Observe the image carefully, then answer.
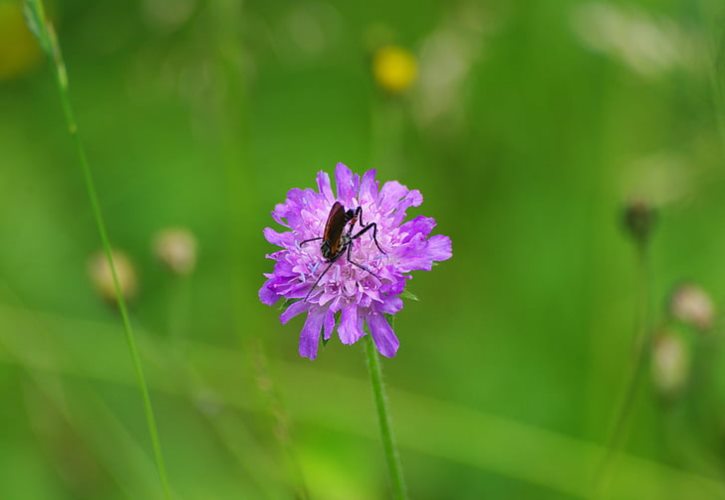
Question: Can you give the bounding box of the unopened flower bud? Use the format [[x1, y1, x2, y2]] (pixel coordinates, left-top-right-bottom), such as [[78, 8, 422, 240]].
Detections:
[[87, 250, 138, 303], [622, 199, 656, 246], [153, 228, 197, 276], [669, 283, 715, 332], [651, 331, 690, 398], [372, 45, 418, 95]]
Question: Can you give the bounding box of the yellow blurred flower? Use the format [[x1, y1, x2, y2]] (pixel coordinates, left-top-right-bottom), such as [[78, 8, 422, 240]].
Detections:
[[372, 45, 418, 94], [0, 2, 43, 80]]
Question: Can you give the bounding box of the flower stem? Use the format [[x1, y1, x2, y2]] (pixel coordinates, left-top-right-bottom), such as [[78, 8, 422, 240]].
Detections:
[[25, 2, 171, 498], [364, 335, 407, 500], [595, 243, 652, 494]]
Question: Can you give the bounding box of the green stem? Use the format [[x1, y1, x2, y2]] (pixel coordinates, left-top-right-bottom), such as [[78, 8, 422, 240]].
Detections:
[[364, 335, 407, 500], [26, 2, 171, 498], [595, 244, 652, 494]]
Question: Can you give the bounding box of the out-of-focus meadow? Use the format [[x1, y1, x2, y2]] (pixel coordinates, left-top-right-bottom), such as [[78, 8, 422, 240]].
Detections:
[[3, 0, 725, 498]]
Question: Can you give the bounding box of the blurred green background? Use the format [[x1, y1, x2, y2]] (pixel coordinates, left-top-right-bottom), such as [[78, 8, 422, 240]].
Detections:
[[3, 0, 725, 498]]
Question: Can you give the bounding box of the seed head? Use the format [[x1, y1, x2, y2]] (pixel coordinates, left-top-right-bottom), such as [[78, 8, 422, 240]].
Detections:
[[87, 250, 138, 303], [622, 198, 656, 246], [651, 330, 690, 398], [153, 227, 198, 276], [669, 283, 715, 332]]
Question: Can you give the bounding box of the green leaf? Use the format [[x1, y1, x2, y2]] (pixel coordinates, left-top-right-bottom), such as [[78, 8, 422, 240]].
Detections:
[[23, 0, 52, 56], [278, 298, 296, 311], [385, 314, 396, 330], [401, 289, 419, 302]]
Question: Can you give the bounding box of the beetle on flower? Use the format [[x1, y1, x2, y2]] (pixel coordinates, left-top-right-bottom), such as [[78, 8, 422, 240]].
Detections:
[[259, 163, 452, 359]]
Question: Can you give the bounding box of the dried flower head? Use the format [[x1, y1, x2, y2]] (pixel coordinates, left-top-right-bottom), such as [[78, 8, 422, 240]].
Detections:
[[651, 330, 690, 398], [622, 198, 656, 246], [259, 163, 452, 359], [669, 283, 715, 332], [372, 45, 418, 94], [153, 227, 198, 276], [87, 249, 138, 303]]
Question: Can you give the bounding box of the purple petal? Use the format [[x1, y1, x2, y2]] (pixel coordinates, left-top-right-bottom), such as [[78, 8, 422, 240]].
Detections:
[[427, 235, 453, 262], [316, 171, 335, 204], [338, 306, 364, 344], [377, 296, 403, 315], [399, 216, 436, 242], [359, 169, 378, 205], [323, 309, 336, 340], [280, 300, 309, 324], [392, 189, 423, 225], [367, 313, 400, 358], [335, 163, 359, 205], [377, 180, 408, 213], [259, 284, 279, 305], [299, 309, 325, 359], [272, 188, 304, 227], [396, 234, 453, 272], [263, 227, 294, 247]]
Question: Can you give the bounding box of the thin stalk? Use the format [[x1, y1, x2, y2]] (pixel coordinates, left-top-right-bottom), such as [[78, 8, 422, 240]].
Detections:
[[204, 2, 309, 498], [370, 96, 405, 174], [24, 2, 171, 498], [168, 277, 191, 342], [594, 243, 652, 495], [364, 335, 407, 500], [251, 340, 310, 500]]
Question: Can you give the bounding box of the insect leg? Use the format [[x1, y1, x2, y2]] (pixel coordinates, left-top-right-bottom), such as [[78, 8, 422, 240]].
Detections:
[[354, 206, 365, 227], [299, 237, 323, 247], [350, 222, 386, 254], [304, 261, 335, 302], [345, 242, 383, 280]]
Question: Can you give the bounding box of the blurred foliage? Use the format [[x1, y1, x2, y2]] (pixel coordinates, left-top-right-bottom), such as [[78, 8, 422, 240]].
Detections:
[[3, 0, 725, 498]]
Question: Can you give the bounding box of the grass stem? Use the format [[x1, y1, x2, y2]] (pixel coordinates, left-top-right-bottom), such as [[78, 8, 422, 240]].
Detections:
[[595, 243, 652, 495], [24, 1, 171, 498]]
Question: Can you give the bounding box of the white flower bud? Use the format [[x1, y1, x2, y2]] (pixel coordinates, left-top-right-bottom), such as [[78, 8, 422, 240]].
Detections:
[[670, 283, 715, 332], [87, 250, 138, 303], [651, 331, 689, 398], [153, 228, 198, 276]]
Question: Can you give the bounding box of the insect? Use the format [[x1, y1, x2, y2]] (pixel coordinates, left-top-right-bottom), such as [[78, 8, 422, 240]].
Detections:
[[300, 202, 386, 301]]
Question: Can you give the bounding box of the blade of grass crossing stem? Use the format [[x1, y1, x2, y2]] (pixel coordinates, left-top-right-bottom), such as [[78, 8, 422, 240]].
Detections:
[[23, 1, 171, 498]]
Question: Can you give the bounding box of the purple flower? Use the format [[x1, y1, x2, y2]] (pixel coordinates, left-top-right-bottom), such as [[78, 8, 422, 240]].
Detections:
[[259, 163, 452, 359]]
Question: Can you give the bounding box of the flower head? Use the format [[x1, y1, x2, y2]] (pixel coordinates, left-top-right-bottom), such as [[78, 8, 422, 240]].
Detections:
[[87, 249, 138, 303], [669, 283, 715, 332], [259, 163, 452, 359], [153, 227, 198, 276], [651, 330, 690, 398]]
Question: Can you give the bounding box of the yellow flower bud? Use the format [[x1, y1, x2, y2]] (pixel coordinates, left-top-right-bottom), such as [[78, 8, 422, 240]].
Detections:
[[372, 45, 418, 94]]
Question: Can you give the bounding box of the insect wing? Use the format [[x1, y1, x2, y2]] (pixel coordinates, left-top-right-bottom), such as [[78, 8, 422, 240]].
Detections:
[[323, 202, 347, 255]]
